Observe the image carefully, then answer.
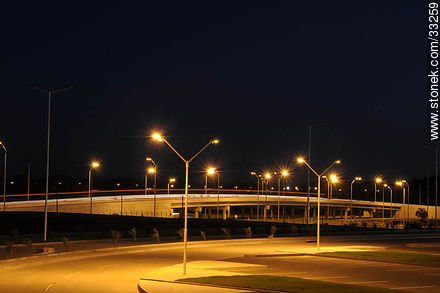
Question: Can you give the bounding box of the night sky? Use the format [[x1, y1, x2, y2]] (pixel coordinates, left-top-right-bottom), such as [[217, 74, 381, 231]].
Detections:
[[0, 1, 432, 189]]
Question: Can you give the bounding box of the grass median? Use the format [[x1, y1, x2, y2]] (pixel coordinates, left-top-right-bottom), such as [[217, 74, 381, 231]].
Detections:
[[178, 275, 410, 293], [320, 251, 440, 266]]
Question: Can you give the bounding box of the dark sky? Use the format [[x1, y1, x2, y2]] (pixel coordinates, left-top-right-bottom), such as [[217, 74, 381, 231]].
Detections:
[[0, 1, 433, 187]]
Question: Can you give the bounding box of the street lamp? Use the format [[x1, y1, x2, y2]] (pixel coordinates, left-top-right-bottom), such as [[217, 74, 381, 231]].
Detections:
[[30, 84, 73, 241], [297, 157, 340, 250], [152, 132, 219, 275], [263, 172, 271, 221], [323, 174, 338, 221], [384, 184, 393, 220], [350, 177, 362, 219], [250, 172, 262, 220], [205, 167, 216, 195], [89, 161, 100, 214], [374, 177, 382, 202], [146, 157, 158, 217], [277, 170, 289, 220], [206, 168, 221, 218], [0, 141, 6, 212], [402, 180, 410, 225], [148, 167, 157, 217], [395, 181, 405, 226], [168, 178, 176, 194]]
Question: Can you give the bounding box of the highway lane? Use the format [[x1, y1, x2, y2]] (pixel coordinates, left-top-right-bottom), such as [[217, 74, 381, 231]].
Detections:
[[0, 234, 439, 292]]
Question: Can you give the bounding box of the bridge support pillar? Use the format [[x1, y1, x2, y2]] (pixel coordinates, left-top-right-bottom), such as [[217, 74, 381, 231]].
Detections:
[[194, 207, 202, 219], [263, 205, 269, 221], [223, 206, 230, 220]]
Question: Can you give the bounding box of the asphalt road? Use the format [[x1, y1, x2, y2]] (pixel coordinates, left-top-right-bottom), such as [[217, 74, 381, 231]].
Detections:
[[1, 233, 440, 293]]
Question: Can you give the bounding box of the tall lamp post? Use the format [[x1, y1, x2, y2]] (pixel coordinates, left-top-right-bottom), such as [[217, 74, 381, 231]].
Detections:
[[148, 167, 157, 217], [263, 173, 271, 221], [329, 174, 338, 220], [146, 157, 157, 217], [88, 161, 100, 214], [350, 177, 362, 219], [395, 181, 405, 227], [152, 133, 219, 275], [384, 184, 393, 219], [205, 167, 216, 195], [297, 158, 340, 250], [250, 172, 261, 220], [277, 170, 289, 220], [168, 178, 176, 194], [216, 169, 220, 218], [323, 174, 338, 220], [374, 177, 382, 202], [402, 180, 410, 224], [0, 141, 6, 212], [30, 84, 73, 241]]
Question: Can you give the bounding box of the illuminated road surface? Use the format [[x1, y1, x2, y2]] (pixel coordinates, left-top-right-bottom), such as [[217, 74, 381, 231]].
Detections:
[[0, 235, 440, 292]]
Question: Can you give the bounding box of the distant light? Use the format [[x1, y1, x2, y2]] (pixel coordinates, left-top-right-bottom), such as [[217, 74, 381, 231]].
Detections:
[[116, 183, 120, 187], [146, 157, 152, 161], [9, 181, 14, 185], [297, 158, 304, 163], [152, 133, 163, 142], [78, 182, 82, 185], [207, 168, 216, 175], [135, 184, 139, 187], [91, 161, 100, 168], [314, 187, 318, 190], [355, 177, 362, 181], [282, 170, 288, 176], [212, 139, 219, 144], [250, 171, 256, 175], [58, 182, 62, 185], [234, 186, 238, 189], [286, 186, 290, 190], [265, 173, 271, 179], [148, 168, 156, 174], [376, 177, 382, 183], [335, 160, 341, 164], [295, 186, 299, 191], [169, 178, 176, 182]]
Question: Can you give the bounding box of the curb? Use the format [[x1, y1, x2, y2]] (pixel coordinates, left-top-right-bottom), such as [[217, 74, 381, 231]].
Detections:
[[308, 253, 440, 268], [139, 278, 287, 293]]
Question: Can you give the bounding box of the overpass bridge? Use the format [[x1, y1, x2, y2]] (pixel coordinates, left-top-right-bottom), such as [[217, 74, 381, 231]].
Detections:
[[3, 192, 437, 227]]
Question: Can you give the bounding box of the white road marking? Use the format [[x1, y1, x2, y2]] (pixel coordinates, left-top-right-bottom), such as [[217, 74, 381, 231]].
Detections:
[[386, 268, 425, 272], [42, 282, 55, 292], [391, 285, 437, 290], [347, 281, 389, 284], [62, 271, 81, 280], [304, 276, 347, 279]]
